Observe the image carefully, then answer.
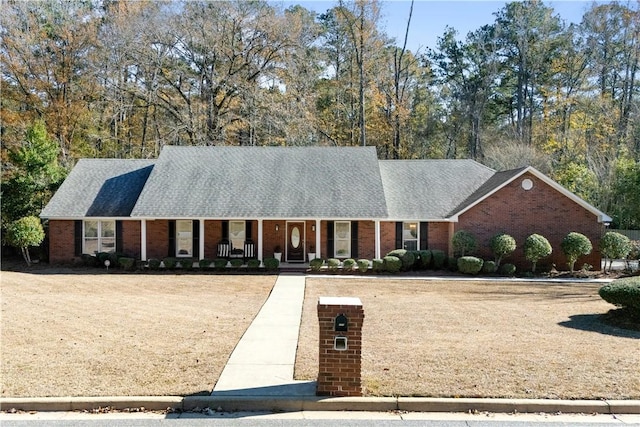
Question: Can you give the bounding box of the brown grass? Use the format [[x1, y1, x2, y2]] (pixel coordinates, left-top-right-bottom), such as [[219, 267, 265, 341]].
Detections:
[[294, 278, 640, 400], [1, 270, 275, 397]]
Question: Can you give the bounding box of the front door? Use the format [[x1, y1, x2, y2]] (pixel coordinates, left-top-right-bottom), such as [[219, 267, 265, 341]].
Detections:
[[287, 222, 305, 262]]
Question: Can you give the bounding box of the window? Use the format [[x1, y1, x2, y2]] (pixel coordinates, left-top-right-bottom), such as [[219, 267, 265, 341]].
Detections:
[[334, 221, 351, 258], [403, 222, 418, 251], [176, 220, 192, 257], [229, 221, 246, 250], [84, 220, 115, 254]]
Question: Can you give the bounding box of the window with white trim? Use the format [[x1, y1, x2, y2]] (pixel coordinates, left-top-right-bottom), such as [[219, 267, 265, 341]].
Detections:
[[229, 220, 246, 250], [176, 220, 193, 257], [334, 221, 351, 258], [84, 220, 115, 254], [403, 222, 418, 251]]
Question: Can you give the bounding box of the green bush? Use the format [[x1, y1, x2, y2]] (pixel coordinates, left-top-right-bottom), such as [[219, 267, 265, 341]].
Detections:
[[309, 258, 324, 271], [446, 256, 458, 272], [483, 260, 498, 274], [342, 258, 356, 271], [327, 258, 340, 271], [490, 233, 516, 267], [163, 257, 177, 269], [230, 259, 244, 268], [457, 256, 484, 274], [452, 230, 477, 256], [418, 250, 432, 269], [561, 232, 593, 272], [599, 277, 640, 313], [500, 263, 516, 276], [96, 252, 111, 266], [179, 258, 193, 269], [386, 249, 415, 271], [431, 250, 446, 269], [213, 258, 228, 270], [263, 257, 279, 271], [118, 257, 136, 270], [409, 250, 421, 269], [357, 259, 370, 273], [199, 258, 212, 269], [600, 231, 632, 272], [524, 234, 552, 273], [383, 256, 402, 273], [81, 254, 98, 267], [5, 216, 45, 265], [148, 259, 161, 270], [247, 259, 261, 270], [372, 258, 384, 272]]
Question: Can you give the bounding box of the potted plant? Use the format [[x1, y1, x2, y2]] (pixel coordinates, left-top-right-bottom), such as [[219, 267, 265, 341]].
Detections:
[[308, 244, 316, 262], [273, 245, 282, 262]]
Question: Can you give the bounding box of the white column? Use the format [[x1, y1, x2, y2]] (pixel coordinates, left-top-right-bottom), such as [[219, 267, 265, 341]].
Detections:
[[315, 219, 321, 259], [375, 220, 381, 259], [141, 219, 147, 261], [199, 218, 205, 260], [257, 219, 264, 261]]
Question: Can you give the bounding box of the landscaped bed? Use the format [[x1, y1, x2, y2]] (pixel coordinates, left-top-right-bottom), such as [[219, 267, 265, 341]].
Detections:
[[2, 270, 639, 400], [295, 278, 640, 400]]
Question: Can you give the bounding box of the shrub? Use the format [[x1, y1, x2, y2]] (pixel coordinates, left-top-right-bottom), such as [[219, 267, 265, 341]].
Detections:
[[386, 249, 415, 271], [490, 233, 516, 267], [452, 230, 477, 256], [108, 252, 120, 267], [500, 263, 516, 276], [342, 258, 356, 271], [372, 258, 384, 272], [600, 232, 632, 272], [96, 252, 111, 266], [213, 258, 228, 270], [309, 258, 324, 271], [230, 259, 244, 268], [357, 259, 370, 273], [179, 258, 193, 269], [431, 250, 446, 269], [483, 260, 498, 274], [383, 256, 402, 273], [409, 250, 421, 270], [561, 232, 593, 272], [263, 257, 279, 271], [148, 259, 161, 270], [418, 250, 432, 269], [81, 254, 98, 267], [199, 258, 212, 269], [524, 234, 552, 273], [118, 257, 136, 270], [446, 256, 458, 272], [247, 259, 261, 270], [163, 257, 177, 269], [599, 277, 640, 313], [457, 256, 484, 274], [327, 258, 340, 271]]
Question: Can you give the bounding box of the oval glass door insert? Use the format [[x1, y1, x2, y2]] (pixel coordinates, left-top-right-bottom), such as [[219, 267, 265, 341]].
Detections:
[[291, 226, 301, 248]]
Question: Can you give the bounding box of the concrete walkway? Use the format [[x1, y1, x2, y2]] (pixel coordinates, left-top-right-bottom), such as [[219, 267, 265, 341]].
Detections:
[[211, 273, 316, 397]]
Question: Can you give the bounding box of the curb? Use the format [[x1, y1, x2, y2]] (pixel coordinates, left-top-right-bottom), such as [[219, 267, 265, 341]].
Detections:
[[2, 396, 639, 415]]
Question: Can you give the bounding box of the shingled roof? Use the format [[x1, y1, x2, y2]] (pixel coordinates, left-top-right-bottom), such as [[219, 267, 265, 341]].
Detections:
[[130, 146, 388, 219], [40, 159, 155, 218], [379, 159, 495, 220]]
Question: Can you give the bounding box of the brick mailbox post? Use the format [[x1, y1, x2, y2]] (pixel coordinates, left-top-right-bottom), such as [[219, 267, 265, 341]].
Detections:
[[316, 296, 364, 397]]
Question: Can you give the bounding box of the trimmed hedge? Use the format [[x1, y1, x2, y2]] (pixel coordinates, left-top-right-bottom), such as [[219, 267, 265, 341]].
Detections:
[[230, 259, 244, 268], [263, 257, 279, 271], [431, 250, 446, 269], [327, 258, 340, 271], [482, 260, 498, 274], [213, 258, 228, 270], [452, 230, 477, 256], [163, 257, 177, 269], [342, 258, 356, 271], [118, 257, 136, 270], [199, 258, 212, 269], [599, 277, 640, 312], [309, 258, 324, 271], [247, 259, 261, 269], [357, 259, 370, 273], [457, 256, 483, 275], [386, 249, 415, 271], [418, 250, 432, 269], [446, 256, 458, 272], [383, 256, 402, 273], [372, 258, 384, 272], [148, 259, 161, 270], [500, 263, 516, 276], [179, 258, 193, 269]]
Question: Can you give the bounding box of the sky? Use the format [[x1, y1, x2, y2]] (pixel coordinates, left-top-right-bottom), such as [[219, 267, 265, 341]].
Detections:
[[276, 1, 613, 53]]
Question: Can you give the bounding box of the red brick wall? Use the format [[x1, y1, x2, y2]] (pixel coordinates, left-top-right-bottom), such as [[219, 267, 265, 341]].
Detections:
[[48, 220, 76, 264], [317, 299, 364, 397], [379, 222, 396, 256], [429, 222, 451, 254], [457, 172, 604, 271], [121, 221, 141, 259], [145, 220, 169, 260]]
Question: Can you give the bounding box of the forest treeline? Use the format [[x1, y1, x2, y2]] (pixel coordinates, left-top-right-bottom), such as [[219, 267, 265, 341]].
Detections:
[[1, 0, 639, 229]]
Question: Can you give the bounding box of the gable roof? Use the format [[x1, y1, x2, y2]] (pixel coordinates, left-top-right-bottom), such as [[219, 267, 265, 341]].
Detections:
[[130, 146, 388, 219], [379, 159, 495, 220], [40, 159, 155, 219]]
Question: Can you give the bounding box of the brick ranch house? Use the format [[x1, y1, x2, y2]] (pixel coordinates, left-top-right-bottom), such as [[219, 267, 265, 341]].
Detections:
[[41, 146, 611, 271]]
